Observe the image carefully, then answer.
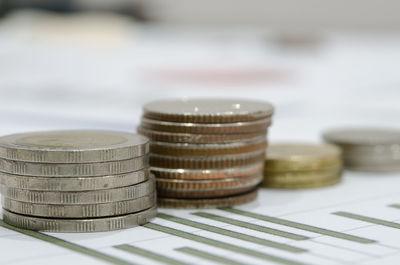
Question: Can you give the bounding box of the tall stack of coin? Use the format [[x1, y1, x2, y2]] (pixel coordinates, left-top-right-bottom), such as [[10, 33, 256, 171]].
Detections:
[[262, 143, 342, 189], [138, 99, 274, 208], [323, 128, 400, 172], [0, 130, 157, 232]]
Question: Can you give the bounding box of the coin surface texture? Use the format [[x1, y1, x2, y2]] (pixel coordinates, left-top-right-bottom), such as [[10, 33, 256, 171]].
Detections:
[[143, 99, 274, 123], [323, 128, 400, 145], [0, 130, 149, 163]]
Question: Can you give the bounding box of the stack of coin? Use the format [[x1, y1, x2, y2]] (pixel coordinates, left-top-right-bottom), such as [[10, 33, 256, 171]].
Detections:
[[138, 99, 274, 208], [262, 143, 342, 189], [0, 130, 157, 232], [323, 128, 400, 172]]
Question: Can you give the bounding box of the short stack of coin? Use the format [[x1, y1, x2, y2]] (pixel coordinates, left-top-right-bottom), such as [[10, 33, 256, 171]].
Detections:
[[262, 143, 342, 189], [138, 99, 274, 208], [323, 128, 400, 172], [0, 130, 157, 232]]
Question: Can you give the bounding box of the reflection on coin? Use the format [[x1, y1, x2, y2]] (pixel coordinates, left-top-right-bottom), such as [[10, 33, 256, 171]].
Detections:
[[157, 173, 262, 198], [0, 169, 149, 191], [143, 99, 274, 123], [1, 177, 155, 204], [141, 117, 271, 134], [157, 189, 258, 209], [0, 156, 148, 177], [323, 128, 400, 145], [2, 193, 156, 218], [150, 151, 265, 169], [265, 143, 342, 171], [149, 137, 267, 156], [0, 130, 149, 163], [2, 206, 157, 232], [151, 163, 264, 180], [138, 126, 267, 144]]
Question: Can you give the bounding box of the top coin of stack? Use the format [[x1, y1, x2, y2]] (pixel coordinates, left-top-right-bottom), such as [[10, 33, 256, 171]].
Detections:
[[0, 130, 157, 232], [323, 128, 400, 172], [138, 98, 274, 208], [262, 143, 342, 189]]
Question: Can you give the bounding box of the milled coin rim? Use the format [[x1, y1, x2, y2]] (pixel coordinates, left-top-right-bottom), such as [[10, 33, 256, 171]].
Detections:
[[2, 206, 157, 232], [0, 130, 149, 163]]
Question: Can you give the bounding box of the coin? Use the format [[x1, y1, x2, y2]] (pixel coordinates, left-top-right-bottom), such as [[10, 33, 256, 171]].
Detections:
[[150, 151, 265, 169], [2, 206, 157, 232], [264, 143, 342, 172], [151, 162, 264, 180], [149, 137, 267, 156], [156, 173, 262, 198], [138, 126, 267, 144], [262, 169, 342, 186], [157, 189, 258, 209], [323, 128, 400, 145], [141, 117, 272, 134], [0, 130, 149, 163], [2, 193, 156, 218], [0, 169, 149, 191], [0, 156, 148, 177], [143, 99, 274, 123], [262, 177, 341, 189], [1, 177, 155, 204]]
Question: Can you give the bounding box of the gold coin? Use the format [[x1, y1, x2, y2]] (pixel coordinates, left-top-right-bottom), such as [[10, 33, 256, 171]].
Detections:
[[156, 173, 262, 198], [150, 151, 265, 169], [141, 117, 272, 134], [150, 162, 264, 180], [262, 168, 342, 185], [138, 126, 267, 144], [262, 176, 341, 189], [264, 143, 342, 172], [149, 138, 267, 156], [157, 189, 258, 209]]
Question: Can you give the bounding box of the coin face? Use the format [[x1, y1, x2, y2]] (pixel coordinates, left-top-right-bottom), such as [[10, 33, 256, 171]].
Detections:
[[143, 99, 274, 123], [0, 130, 149, 163], [323, 128, 400, 145]]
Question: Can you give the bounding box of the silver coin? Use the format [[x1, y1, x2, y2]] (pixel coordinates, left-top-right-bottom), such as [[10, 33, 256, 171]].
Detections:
[[0, 177, 155, 204], [0, 130, 149, 163], [0, 156, 148, 177], [141, 117, 272, 134], [0, 169, 149, 191], [2, 206, 157, 232], [323, 128, 400, 145], [143, 98, 274, 123], [2, 193, 156, 218]]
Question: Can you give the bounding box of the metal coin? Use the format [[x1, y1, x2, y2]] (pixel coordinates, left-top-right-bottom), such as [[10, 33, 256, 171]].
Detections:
[[0, 156, 148, 177], [138, 126, 267, 144], [262, 176, 341, 189], [264, 143, 342, 172], [156, 173, 262, 198], [157, 189, 258, 209], [143, 98, 274, 123], [262, 168, 342, 186], [1, 177, 155, 204], [149, 137, 267, 156], [141, 117, 272, 134], [323, 128, 400, 145], [2, 206, 157, 232], [2, 193, 156, 218], [0, 130, 149, 163], [0, 169, 149, 191], [151, 162, 264, 180], [150, 151, 265, 169]]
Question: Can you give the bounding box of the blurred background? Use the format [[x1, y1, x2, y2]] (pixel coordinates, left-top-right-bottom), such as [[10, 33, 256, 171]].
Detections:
[[0, 0, 399, 141]]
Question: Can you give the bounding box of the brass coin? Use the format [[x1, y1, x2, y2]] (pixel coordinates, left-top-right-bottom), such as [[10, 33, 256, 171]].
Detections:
[[150, 151, 265, 169], [150, 162, 264, 180], [262, 168, 342, 186], [264, 143, 342, 172], [141, 117, 272, 134], [149, 138, 267, 156], [157, 189, 258, 209], [262, 176, 341, 189], [143, 99, 274, 123], [138, 126, 267, 144], [156, 173, 262, 198]]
